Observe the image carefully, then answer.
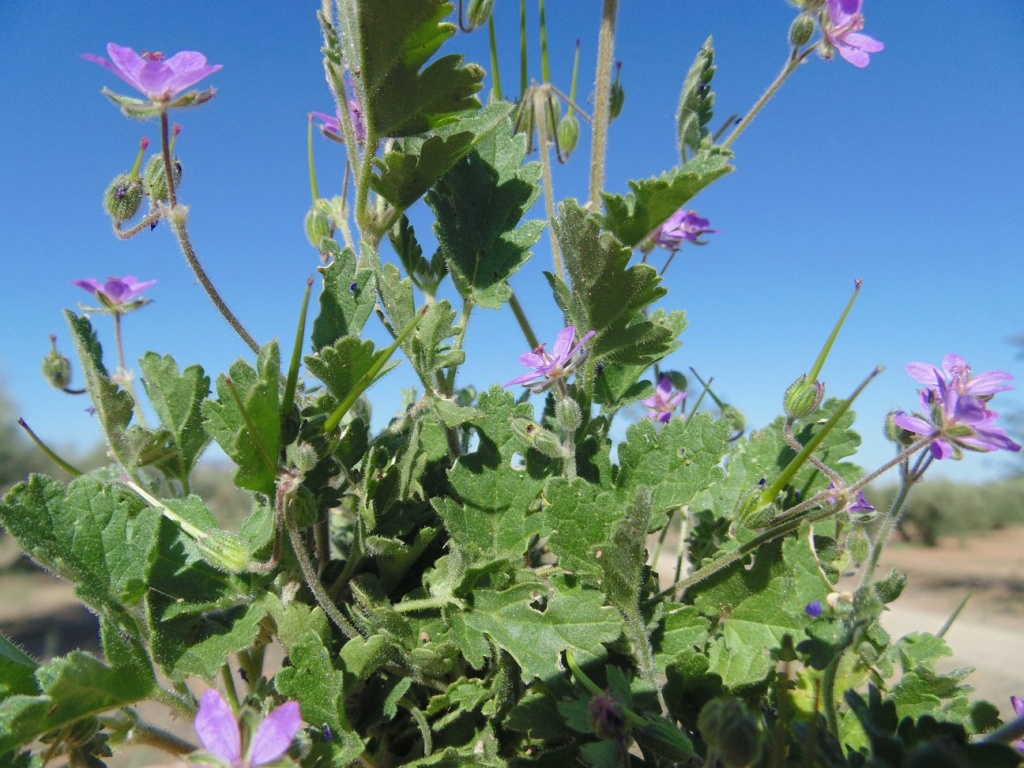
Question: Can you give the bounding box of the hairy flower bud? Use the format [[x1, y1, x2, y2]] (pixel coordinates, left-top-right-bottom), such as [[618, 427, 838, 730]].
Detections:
[[633, 717, 695, 762], [884, 410, 917, 446], [466, 0, 496, 30], [846, 527, 870, 563], [784, 375, 824, 419], [554, 397, 582, 433], [144, 154, 182, 202], [557, 111, 580, 160], [873, 567, 907, 604], [588, 689, 629, 741], [609, 63, 625, 121], [305, 207, 333, 250], [42, 335, 73, 389], [698, 699, 761, 768], [103, 173, 145, 223], [196, 531, 251, 574], [735, 480, 775, 528], [789, 13, 816, 46], [510, 417, 565, 459]]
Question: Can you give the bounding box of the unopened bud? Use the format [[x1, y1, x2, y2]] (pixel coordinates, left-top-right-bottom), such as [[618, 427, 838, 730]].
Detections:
[[305, 207, 333, 250], [884, 411, 916, 446], [104, 173, 145, 223], [466, 0, 496, 30], [588, 690, 629, 741], [509, 416, 565, 459], [735, 480, 774, 527], [196, 530, 251, 574], [846, 527, 870, 563], [609, 62, 625, 121], [789, 13, 816, 47], [633, 716, 695, 762], [783, 374, 824, 419], [698, 699, 761, 768], [42, 335, 73, 389], [556, 112, 579, 160], [144, 154, 182, 202], [289, 441, 320, 473], [873, 567, 907, 604], [554, 397, 581, 432]]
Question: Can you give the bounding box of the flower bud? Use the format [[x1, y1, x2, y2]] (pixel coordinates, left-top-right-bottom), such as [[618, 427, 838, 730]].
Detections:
[[789, 13, 816, 47], [588, 689, 629, 741], [509, 416, 566, 459], [466, 0, 496, 30], [633, 716, 695, 762], [554, 396, 582, 432], [196, 531, 251, 574], [289, 485, 321, 530], [556, 112, 580, 160], [42, 335, 73, 389], [735, 480, 775, 528], [846, 527, 870, 563], [609, 63, 625, 121], [783, 375, 824, 419], [103, 173, 145, 223], [289, 441, 320, 474], [698, 699, 761, 768], [884, 411, 917, 446], [144, 154, 182, 203], [305, 207, 333, 250], [873, 567, 907, 604]]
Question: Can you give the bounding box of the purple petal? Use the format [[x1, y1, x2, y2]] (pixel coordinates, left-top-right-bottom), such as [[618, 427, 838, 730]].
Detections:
[[905, 362, 943, 387], [965, 370, 1014, 395], [72, 278, 104, 294], [1012, 695, 1024, 716], [837, 44, 872, 68], [505, 371, 542, 387], [892, 411, 933, 436], [930, 439, 955, 460], [195, 689, 242, 763], [250, 701, 302, 765], [656, 376, 673, 398], [843, 32, 884, 54], [563, 330, 597, 362], [518, 350, 548, 369], [163, 51, 222, 95], [550, 326, 577, 363]]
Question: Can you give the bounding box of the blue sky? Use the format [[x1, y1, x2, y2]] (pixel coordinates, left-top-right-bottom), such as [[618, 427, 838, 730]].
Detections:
[[1, 3, 1022, 484]]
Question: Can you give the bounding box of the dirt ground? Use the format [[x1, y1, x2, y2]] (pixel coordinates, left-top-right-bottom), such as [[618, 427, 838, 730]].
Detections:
[[2, 527, 1023, 766]]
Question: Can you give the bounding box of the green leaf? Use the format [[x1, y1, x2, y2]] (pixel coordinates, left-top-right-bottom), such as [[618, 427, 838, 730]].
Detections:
[[0, 634, 38, 699], [615, 413, 731, 523], [64, 310, 135, 468], [432, 387, 548, 562], [427, 115, 543, 309], [311, 249, 376, 351], [202, 342, 281, 496], [345, 0, 484, 138], [305, 337, 400, 404], [655, 605, 711, 658], [139, 353, 211, 482], [593, 309, 688, 408], [551, 201, 670, 364], [375, 260, 417, 336], [599, 490, 652, 612], [0, 475, 161, 621], [542, 479, 622, 579], [390, 214, 446, 297], [373, 102, 514, 212], [599, 149, 733, 248], [409, 300, 464, 378], [449, 574, 621, 681], [0, 650, 157, 755], [275, 633, 365, 764], [677, 36, 717, 160]]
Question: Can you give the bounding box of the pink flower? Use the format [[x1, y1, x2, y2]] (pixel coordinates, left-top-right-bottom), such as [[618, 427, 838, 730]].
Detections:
[[905, 353, 1013, 401], [505, 326, 596, 393], [643, 376, 686, 424], [825, 0, 884, 68], [1011, 696, 1024, 753], [312, 101, 366, 144], [82, 43, 222, 102], [654, 209, 716, 251], [193, 689, 303, 768], [73, 276, 156, 307]]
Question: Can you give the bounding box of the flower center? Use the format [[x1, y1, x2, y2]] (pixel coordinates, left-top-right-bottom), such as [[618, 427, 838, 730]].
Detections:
[[142, 51, 165, 61]]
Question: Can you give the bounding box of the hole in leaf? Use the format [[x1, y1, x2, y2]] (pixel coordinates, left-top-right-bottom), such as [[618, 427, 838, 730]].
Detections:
[[528, 591, 549, 613], [510, 452, 526, 471]]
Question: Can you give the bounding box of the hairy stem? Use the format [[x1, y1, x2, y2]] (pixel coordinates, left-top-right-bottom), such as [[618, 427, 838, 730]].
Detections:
[[588, 0, 618, 208]]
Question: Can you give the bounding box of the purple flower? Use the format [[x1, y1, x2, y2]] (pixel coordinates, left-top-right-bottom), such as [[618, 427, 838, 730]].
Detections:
[[312, 101, 366, 144], [905, 354, 1013, 402], [505, 326, 596, 393], [194, 689, 302, 768], [73, 276, 156, 306], [894, 360, 1021, 460], [1011, 696, 1024, 753], [82, 44, 222, 102], [825, 0, 884, 68], [805, 600, 824, 619], [654, 209, 716, 250], [643, 376, 686, 424], [825, 483, 876, 517]]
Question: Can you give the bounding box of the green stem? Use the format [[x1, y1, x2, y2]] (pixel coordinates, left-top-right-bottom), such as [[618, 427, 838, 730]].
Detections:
[[858, 470, 916, 591], [539, 0, 551, 83], [393, 595, 465, 614], [722, 44, 817, 150], [168, 211, 260, 354], [221, 665, 241, 713], [308, 115, 320, 203], [283, 277, 315, 418], [519, 0, 528, 97], [100, 712, 197, 756], [534, 89, 564, 281], [159, 111, 178, 209], [445, 299, 474, 394], [507, 287, 540, 349], [488, 16, 503, 101], [17, 418, 83, 476], [588, 0, 618, 208], [114, 311, 148, 428], [806, 279, 863, 385]]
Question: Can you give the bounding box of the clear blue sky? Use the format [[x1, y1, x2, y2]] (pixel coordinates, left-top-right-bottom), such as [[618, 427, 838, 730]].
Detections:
[[1, 3, 1022, 483]]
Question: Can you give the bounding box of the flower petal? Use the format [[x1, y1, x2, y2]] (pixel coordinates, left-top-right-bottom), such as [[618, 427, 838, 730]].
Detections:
[[550, 326, 577, 363], [195, 689, 242, 763], [892, 411, 933, 436], [250, 701, 303, 766]]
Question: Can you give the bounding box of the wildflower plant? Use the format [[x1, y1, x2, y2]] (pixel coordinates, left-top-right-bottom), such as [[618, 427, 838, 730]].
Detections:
[[3, 2, 1024, 767]]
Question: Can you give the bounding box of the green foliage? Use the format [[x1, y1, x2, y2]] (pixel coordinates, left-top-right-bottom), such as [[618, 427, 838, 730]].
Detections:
[[600, 149, 733, 248], [139, 353, 211, 484], [340, 0, 484, 138], [677, 36, 717, 159], [311, 249, 377, 351], [427, 116, 544, 309]]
